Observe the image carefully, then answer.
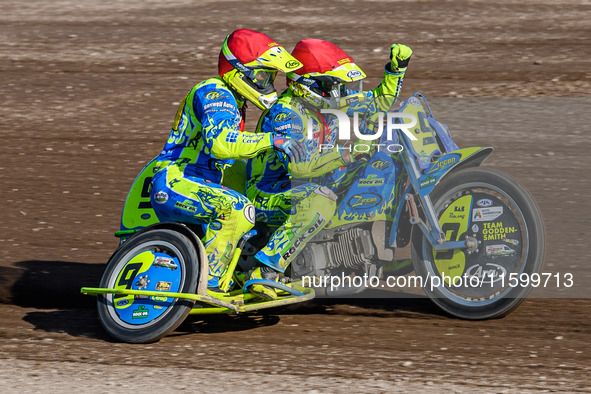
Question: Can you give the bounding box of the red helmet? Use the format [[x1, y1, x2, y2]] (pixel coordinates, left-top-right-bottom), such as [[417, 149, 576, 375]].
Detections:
[[287, 39, 366, 108], [217, 29, 302, 109]]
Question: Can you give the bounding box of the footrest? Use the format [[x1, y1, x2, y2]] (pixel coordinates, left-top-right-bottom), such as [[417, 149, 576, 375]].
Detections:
[[243, 279, 304, 297], [80, 287, 239, 312]]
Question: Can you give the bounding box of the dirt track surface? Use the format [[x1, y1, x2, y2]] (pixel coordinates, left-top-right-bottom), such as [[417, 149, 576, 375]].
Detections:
[[0, 0, 590, 391]]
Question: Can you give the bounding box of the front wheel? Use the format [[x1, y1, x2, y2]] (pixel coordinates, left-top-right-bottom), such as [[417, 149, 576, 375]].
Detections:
[[97, 228, 201, 343], [411, 168, 545, 319]]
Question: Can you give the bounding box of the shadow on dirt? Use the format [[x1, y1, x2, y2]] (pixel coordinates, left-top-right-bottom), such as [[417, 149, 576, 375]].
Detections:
[[176, 313, 282, 335], [23, 309, 112, 341], [1, 260, 443, 317], [6, 259, 447, 341], [274, 293, 447, 319], [0, 260, 104, 308]]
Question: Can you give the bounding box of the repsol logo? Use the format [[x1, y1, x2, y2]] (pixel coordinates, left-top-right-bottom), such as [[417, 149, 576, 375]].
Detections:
[[282, 215, 326, 260]]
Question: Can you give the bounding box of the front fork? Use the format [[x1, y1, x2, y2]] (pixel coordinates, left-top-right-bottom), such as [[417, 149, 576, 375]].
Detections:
[[404, 155, 471, 252], [405, 193, 468, 251]]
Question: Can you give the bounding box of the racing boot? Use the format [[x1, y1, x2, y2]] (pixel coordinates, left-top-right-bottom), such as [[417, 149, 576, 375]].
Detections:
[[246, 265, 280, 301], [208, 230, 258, 294], [207, 259, 229, 295]]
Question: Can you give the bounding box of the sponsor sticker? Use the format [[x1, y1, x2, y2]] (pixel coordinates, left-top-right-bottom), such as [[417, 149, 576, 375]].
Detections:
[[116, 299, 129, 307], [359, 174, 385, 187], [153, 256, 178, 271], [472, 206, 503, 222], [274, 112, 289, 122], [347, 194, 382, 209], [447, 205, 466, 220], [420, 175, 436, 189], [242, 135, 266, 144], [485, 244, 516, 257], [132, 305, 149, 319], [465, 262, 507, 284], [346, 70, 362, 79], [503, 237, 519, 246], [174, 201, 197, 213], [286, 60, 301, 69], [481, 221, 517, 241], [203, 101, 235, 111], [477, 198, 493, 207], [155, 281, 172, 291], [205, 91, 225, 101], [282, 214, 326, 260], [346, 96, 359, 105], [426, 154, 459, 174], [226, 131, 239, 143], [154, 191, 168, 204], [370, 159, 392, 171]]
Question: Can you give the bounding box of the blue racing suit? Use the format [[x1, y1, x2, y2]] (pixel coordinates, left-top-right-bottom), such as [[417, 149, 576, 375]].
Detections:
[[247, 64, 407, 271], [150, 77, 274, 285], [246, 91, 346, 271]]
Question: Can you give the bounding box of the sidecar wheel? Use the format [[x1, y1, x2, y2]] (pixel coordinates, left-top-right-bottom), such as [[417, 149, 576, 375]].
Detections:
[[97, 228, 201, 343], [411, 168, 545, 320]]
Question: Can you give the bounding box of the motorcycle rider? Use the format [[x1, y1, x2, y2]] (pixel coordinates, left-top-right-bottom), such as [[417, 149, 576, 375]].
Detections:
[[245, 38, 412, 300], [150, 29, 302, 290]]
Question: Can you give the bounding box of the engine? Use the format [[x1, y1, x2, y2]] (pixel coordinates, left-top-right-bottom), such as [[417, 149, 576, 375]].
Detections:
[[290, 227, 376, 279]]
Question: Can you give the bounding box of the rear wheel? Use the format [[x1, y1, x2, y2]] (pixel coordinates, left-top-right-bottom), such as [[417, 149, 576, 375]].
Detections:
[[97, 228, 200, 343], [411, 168, 545, 319]]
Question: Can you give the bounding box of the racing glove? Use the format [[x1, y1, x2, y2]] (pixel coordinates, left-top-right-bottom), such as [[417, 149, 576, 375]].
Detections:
[[390, 44, 413, 72], [350, 139, 375, 162], [272, 133, 304, 162]]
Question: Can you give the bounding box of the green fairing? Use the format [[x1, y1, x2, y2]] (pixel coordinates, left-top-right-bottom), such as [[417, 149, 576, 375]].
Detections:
[[119, 158, 160, 233]]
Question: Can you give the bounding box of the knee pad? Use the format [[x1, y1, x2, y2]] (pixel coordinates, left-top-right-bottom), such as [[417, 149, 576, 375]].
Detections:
[[243, 203, 255, 225], [313, 186, 337, 202]]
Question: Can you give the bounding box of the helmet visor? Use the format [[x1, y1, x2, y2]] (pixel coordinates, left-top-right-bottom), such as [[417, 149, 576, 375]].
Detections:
[[251, 69, 278, 89], [313, 76, 341, 97], [339, 80, 363, 97], [314, 76, 363, 100]]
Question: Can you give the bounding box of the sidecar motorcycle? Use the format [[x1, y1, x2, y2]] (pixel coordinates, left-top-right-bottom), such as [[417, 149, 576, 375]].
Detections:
[[82, 94, 544, 343]]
